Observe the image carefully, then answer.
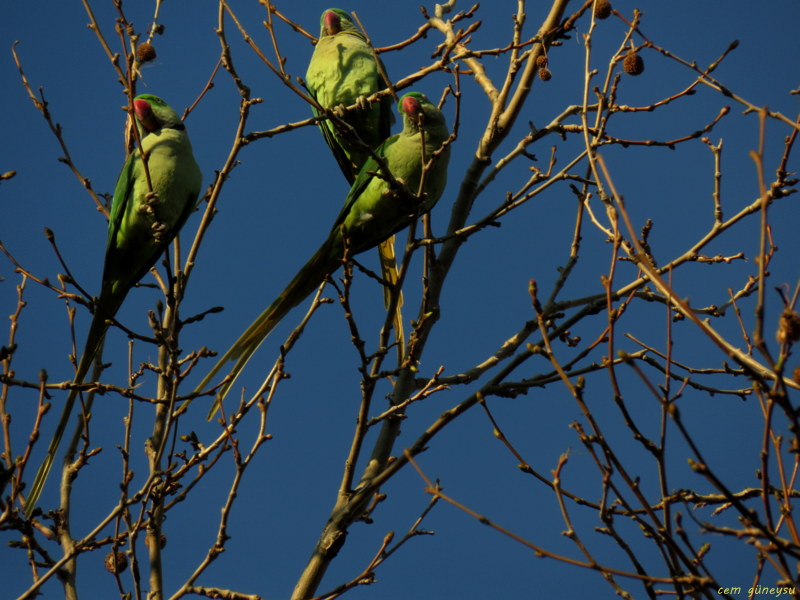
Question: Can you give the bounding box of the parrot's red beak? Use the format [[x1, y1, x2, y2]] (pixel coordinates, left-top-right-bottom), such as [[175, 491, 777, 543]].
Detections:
[[402, 95, 424, 125], [323, 10, 341, 35], [133, 98, 159, 132]]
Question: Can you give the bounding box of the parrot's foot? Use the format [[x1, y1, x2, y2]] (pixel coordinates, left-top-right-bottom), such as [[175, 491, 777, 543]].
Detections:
[[333, 104, 347, 119], [139, 191, 161, 214], [139, 191, 167, 241], [355, 95, 370, 112], [151, 221, 168, 243]]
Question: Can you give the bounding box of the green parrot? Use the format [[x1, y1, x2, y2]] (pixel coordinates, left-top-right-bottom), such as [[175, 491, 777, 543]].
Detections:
[[305, 8, 405, 352], [196, 92, 450, 416], [306, 7, 393, 183], [25, 94, 202, 516]]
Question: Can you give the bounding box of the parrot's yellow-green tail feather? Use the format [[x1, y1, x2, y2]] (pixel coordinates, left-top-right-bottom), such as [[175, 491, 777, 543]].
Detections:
[[25, 388, 79, 517], [200, 306, 286, 420], [25, 308, 111, 517], [198, 239, 340, 420], [378, 236, 405, 359]]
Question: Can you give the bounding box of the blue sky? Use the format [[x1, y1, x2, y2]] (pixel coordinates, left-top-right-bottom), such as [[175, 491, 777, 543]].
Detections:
[[2, 1, 799, 599]]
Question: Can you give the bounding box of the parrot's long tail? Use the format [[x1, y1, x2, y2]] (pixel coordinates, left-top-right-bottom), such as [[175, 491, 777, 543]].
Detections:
[[377, 236, 405, 360], [197, 238, 341, 420], [25, 306, 113, 517]]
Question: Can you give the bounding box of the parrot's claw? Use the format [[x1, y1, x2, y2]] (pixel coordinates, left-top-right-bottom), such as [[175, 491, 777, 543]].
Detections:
[[151, 221, 168, 243], [139, 191, 160, 215], [355, 95, 370, 112]]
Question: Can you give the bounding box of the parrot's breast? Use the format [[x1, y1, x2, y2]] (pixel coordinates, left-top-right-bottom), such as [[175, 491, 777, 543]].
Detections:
[[115, 129, 200, 255]]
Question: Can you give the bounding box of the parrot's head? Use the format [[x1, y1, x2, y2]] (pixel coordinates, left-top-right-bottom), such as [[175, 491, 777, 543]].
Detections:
[[133, 94, 184, 133], [319, 8, 355, 37], [398, 92, 445, 132]]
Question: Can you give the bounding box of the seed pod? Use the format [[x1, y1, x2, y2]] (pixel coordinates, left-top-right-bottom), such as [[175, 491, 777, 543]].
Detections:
[[538, 67, 552, 81], [137, 42, 157, 64], [145, 532, 168, 550], [105, 551, 128, 574], [594, 0, 612, 19], [623, 51, 644, 75], [777, 310, 800, 344], [536, 54, 549, 68]]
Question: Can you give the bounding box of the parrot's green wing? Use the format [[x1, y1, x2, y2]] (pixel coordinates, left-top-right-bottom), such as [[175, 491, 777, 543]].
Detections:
[[308, 101, 356, 186], [194, 92, 450, 419], [25, 94, 201, 517], [330, 136, 397, 230], [107, 149, 137, 248]]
